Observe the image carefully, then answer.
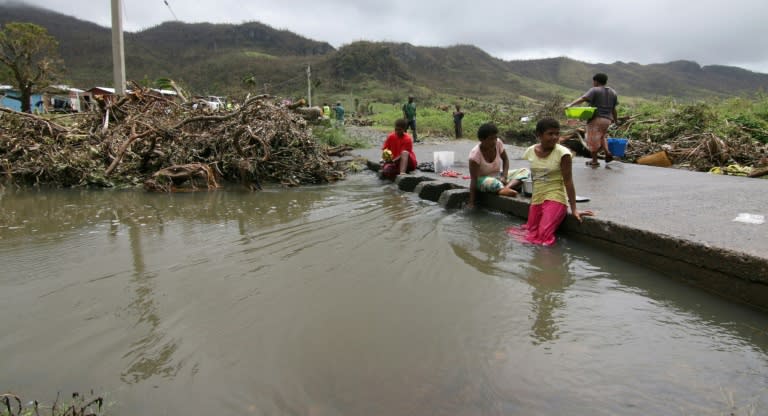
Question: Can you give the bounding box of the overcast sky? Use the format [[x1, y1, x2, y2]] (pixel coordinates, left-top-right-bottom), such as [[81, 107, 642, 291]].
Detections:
[[9, 0, 768, 74]]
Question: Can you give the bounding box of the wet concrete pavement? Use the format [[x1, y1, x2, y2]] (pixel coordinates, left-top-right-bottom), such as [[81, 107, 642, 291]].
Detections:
[[353, 139, 768, 310]]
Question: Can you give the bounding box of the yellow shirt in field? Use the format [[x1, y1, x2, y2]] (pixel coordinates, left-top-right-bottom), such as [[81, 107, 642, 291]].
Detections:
[[523, 144, 571, 206]]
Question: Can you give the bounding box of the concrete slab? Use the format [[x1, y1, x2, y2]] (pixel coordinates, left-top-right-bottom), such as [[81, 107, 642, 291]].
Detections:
[[394, 174, 433, 192], [414, 181, 461, 202], [354, 140, 768, 310], [438, 189, 469, 209]]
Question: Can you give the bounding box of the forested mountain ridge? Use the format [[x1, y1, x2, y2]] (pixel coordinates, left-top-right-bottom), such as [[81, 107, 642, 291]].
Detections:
[[505, 57, 768, 98], [0, 3, 334, 93], [2, 2, 768, 101]]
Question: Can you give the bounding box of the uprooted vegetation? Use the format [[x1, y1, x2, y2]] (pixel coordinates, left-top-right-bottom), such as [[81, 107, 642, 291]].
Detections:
[[0, 84, 347, 190], [616, 101, 768, 169], [559, 98, 768, 176]]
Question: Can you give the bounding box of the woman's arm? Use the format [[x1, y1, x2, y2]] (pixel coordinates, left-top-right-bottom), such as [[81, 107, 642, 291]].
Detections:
[[500, 148, 510, 183], [468, 160, 480, 208], [560, 154, 593, 222]]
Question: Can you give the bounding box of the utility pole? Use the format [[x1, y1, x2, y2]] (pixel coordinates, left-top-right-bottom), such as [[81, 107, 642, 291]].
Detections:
[[306, 64, 312, 107], [111, 0, 126, 95]]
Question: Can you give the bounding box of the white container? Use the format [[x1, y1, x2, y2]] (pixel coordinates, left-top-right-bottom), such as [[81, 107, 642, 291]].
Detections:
[[433, 151, 455, 173], [522, 179, 533, 197]]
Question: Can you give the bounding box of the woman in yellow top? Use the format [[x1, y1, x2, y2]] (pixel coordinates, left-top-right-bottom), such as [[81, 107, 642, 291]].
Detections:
[[519, 118, 593, 245]]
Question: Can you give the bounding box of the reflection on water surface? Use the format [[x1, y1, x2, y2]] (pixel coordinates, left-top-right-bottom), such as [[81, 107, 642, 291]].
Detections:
[[1, 176, 767, 415]]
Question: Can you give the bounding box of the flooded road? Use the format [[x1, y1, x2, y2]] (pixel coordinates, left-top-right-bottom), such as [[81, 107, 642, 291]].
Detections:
[[1, 173, 767, 415]]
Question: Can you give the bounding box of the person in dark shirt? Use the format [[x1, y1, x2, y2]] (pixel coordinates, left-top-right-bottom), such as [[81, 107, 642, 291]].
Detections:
[[453, 104, 465, 138], [566, 73, 619, 167], [402, 96, 418, 142], [334, 102, 345, 128]]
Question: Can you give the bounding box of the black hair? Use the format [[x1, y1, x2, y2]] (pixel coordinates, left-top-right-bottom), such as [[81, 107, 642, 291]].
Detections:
[[477, 122, 499, 140], [593, 73, 608, 85], [395, 118, 408, 129], [535, 118, 560, 134]]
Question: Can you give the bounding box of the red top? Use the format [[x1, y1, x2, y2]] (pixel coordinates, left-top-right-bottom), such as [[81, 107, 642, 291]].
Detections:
[[382, 132, 417, 167]]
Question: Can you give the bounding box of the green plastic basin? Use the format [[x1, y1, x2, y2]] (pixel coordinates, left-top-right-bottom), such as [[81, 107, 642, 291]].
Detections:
[[564, 107, 596, 120]]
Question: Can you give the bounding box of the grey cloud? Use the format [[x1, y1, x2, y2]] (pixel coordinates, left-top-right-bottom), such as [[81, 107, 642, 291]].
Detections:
[[10, 0, 768, 73]]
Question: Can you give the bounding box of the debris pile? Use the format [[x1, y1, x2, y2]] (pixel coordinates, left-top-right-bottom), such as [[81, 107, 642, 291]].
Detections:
[[0, 108, 102, 187], [627, 132, 766, 175], [559, 102, 768, 177], [0, 85, 346, 190], [347, 117, 375, 127]]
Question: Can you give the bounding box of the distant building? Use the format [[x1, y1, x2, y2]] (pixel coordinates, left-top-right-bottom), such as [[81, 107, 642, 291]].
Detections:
[[46, 85, 88, 112], [87, 86, 178, 108], [0, 85, 41, 112], [1, 84, 89, 113], [1, 85, 178, 113], [86, 87, 120, 106], [0, 85, 13, 108]]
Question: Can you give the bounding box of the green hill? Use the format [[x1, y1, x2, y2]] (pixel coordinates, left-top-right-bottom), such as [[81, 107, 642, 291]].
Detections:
[[2, 2, 768, 102], [0, 2, 333, 94]]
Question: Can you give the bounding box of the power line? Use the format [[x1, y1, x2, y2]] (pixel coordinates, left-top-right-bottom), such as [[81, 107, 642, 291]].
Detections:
[[162, 0, 178, 21], [265, 73, 305, 89]]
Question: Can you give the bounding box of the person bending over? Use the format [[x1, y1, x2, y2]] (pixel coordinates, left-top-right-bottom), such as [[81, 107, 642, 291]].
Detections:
[[566, 72, 618, 167]]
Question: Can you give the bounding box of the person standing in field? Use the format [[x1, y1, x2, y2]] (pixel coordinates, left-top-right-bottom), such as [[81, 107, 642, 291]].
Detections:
[[322, 102, 331, 120], [565, 73, 618, 167], [453, 104, 465, 138], [402, 96, 418, 142], [334, 102, 345, 128]]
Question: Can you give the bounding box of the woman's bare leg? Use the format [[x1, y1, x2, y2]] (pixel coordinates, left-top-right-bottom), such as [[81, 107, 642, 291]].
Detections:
[[398, 151, 410, 174]]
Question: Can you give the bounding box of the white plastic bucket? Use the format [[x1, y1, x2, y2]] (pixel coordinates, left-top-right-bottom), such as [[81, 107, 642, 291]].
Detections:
[[433, 151, 455, 173]]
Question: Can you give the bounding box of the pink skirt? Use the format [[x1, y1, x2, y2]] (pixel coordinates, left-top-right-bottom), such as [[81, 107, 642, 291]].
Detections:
[[507, 200, 567, 246]]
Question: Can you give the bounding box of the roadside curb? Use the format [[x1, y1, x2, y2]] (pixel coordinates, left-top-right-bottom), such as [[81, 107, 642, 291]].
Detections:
[[389, 170, 768, 311]]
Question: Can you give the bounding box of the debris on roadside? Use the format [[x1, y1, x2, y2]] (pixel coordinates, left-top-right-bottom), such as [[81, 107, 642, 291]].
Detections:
[[347, 117, 375, 127], [557, 103, 768, 177], [0, 83, 347, 190]]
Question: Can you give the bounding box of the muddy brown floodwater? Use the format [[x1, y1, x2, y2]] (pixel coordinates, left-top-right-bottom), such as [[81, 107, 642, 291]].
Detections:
[[1, 174, 768, 415]]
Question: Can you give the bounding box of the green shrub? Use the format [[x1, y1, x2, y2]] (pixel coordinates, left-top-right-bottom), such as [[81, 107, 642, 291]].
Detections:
[[312, 126, 366, 148], [615, 96, 768, 145]]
